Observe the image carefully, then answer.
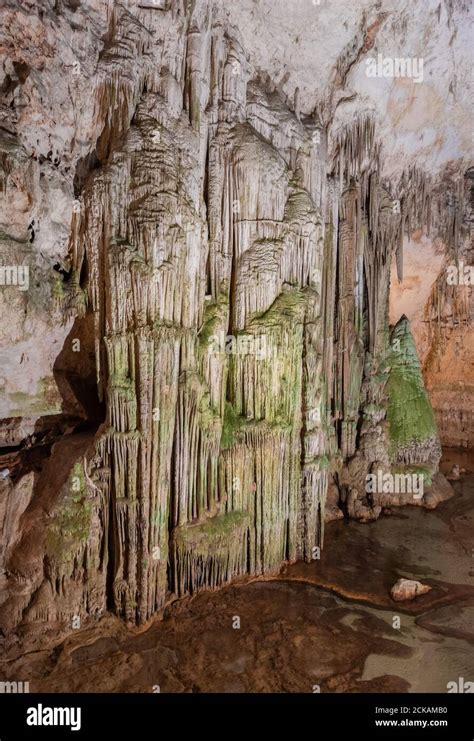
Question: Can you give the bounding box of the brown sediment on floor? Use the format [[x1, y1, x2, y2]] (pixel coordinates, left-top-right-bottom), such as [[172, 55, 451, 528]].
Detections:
[[415, 599, 474, 645], [0, 470, 472, 693], [0, 581, 413, 693]]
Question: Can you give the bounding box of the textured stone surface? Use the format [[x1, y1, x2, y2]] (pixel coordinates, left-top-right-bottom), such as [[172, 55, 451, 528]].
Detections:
[[1, 472, 473, 693], [390, 578, 432, 602], [0, 0, 471, 632]]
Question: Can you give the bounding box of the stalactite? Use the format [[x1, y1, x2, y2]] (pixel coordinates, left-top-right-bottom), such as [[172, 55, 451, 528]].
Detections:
[[1, 2, 456, 633]]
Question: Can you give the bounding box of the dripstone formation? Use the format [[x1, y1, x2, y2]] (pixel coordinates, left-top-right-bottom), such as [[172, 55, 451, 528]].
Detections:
[[0, 0, 469, 632]]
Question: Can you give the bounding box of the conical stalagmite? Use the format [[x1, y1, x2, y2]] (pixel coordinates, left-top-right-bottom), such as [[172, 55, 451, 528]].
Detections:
[[1, 0, 466, 635]]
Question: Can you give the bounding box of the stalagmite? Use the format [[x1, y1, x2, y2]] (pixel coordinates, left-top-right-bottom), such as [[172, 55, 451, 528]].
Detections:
[[0, 0, 468, 634]]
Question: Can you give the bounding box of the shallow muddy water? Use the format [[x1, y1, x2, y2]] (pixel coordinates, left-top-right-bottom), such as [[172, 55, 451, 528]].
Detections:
[[1, 454, 473, 693]]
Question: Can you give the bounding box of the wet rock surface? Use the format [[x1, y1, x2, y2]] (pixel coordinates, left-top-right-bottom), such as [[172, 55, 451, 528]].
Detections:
[[1, 463, 472, 693]]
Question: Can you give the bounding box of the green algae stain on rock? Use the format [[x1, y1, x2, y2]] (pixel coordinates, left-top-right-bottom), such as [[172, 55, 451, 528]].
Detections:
[[220, 402, 247, 449], [198, 294, 229, 350], [386, 316, 440, 467], [248, 287, 306, 329], [171, 511, 251, 595], [46, 462, 93, 566], [173, 511, 250, 554], [9, 377, 62, 417]]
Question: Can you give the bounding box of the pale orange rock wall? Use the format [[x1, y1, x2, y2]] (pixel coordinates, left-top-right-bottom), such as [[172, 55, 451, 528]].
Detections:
[[390, 233, 473, 449]]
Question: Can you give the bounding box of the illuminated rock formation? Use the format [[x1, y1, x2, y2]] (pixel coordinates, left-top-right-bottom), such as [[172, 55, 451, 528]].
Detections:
[[0, 0, 470, 632]]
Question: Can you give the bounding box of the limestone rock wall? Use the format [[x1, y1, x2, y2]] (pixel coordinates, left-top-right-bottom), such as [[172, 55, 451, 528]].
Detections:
[[390, 170, 473, 449], [0, 0, 470, 632]]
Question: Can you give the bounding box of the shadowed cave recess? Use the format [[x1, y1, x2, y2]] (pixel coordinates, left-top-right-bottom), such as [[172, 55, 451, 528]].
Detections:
[[0, 0, 472, 693]]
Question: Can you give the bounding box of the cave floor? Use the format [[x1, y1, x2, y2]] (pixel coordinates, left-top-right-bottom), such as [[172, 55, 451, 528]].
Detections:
[[1, 451, 473, 693]]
